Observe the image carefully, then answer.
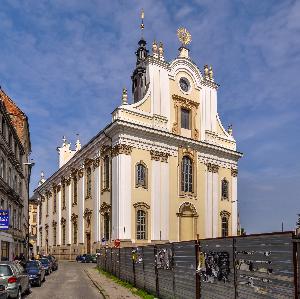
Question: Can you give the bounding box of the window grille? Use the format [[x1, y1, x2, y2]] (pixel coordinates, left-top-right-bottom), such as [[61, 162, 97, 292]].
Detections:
[[181, 156, 193, 192], [86, 167, 92, 197], [73, 223, 77, 244], [62, 225, 66, 245], [53, 227, 56, 246], [136, 210, 147, 240], [222, 179, 229, 199], [103, 156, 110, 189], [222, 217, 229, 237], [104, 212, 110, 241], [73, 178, 77, 204], [62, 184, 66, 208], [53, 190, 57, 213], [136, 163, 146, 187]]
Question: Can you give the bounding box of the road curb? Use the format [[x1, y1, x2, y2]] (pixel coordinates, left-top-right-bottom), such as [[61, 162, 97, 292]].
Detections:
[[84, 269, 109, 299]]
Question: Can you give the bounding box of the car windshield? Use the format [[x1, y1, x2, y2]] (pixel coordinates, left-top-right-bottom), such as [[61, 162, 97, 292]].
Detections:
[[26, 261, 39, 269], [40, 259, 49, 265], [0, 265, 12, 276]]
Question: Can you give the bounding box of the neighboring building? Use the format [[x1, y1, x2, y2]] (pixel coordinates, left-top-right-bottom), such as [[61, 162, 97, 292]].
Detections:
[[0, 88, 31, 260], [34, 28, 242, 260], [29, 198, 38, 257]]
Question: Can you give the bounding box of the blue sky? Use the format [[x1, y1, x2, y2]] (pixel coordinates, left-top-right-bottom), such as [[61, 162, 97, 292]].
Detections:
[[0, 0, 299, 234]]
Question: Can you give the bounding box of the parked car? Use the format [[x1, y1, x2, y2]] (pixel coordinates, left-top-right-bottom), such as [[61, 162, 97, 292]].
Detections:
[[82, 254, 92, 263], [0, 261, 30, 299], [0, 284, 8, 299], [25, 260, 45, 287], [47, 255, 58, 271], [39, 258, 52, 275], [91, 254, 97, 263]]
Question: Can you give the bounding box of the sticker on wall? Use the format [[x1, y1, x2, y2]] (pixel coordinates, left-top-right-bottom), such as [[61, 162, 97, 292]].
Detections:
[[132, 247, 143, 264]]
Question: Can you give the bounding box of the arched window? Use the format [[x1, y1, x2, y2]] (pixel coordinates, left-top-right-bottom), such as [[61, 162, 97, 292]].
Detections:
[[136, 209, 147, 240], [181, 156, 193, 192], [103, 212, 110, 241], [73, 177, 77, 205], [62, 225, 66, 245], [73, 222, 77, 244], [0, 158, 5, 178], [222, 179, 229, 200], [103, 156, 110, 190], [220, 211, 230, 237], [53, 226, 57, 246], [86, 167, 92, 198], [136, 163, 147, 188]]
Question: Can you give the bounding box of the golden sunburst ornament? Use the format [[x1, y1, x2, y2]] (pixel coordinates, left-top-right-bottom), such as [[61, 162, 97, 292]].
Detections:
[[177, 27, 192, 46]]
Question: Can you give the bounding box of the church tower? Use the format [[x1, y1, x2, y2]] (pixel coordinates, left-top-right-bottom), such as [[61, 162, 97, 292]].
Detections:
[[131, 9, 149, 103]]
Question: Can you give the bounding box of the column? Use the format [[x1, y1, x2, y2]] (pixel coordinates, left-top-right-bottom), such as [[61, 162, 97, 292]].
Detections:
[[160, 160, 169, 240], [231, 169, 238, 236], [93, 159, 101, 243], [151, 159, 161, 240], [57, 186, 62, 245], [112, 145, 132, 240], [67, 179, 72, 244], [205, 164, 213, 238], [78, 170, 85, 244], [212, 165, 219, 238]]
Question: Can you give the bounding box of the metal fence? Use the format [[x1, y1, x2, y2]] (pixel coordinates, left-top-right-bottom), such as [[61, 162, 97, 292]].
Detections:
[[97, 232, 299, 299]]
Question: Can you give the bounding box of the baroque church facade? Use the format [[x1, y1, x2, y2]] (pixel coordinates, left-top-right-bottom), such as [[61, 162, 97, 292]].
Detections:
[[34, 28, 242, 259]]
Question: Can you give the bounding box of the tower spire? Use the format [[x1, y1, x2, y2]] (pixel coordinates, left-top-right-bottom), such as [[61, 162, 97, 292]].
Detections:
[[140, 9, 145, 38]]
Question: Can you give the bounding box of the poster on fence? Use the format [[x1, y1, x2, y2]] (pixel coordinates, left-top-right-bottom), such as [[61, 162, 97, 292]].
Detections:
[[156, 248, 173, 270], [198, 251, 230, 283], [132, 247, 143, 264]]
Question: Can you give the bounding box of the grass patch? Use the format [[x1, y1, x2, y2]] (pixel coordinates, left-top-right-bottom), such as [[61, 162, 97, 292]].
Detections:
[[95, 266, 156, 299]]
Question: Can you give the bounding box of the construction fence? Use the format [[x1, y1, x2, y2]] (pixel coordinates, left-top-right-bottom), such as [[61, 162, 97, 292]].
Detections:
[[97, 231, 299, 299]]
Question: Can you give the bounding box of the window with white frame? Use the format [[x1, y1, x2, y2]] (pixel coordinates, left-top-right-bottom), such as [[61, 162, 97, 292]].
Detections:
[[181, 156, 193, 193], [136, 209, 147, 240], [136, 163, 147, 188]]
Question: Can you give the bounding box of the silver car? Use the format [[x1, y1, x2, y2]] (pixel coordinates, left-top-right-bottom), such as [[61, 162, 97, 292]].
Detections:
[[0, 262, 30, 299]]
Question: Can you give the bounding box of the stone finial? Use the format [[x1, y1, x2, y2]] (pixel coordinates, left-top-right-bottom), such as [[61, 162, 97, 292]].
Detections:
[[158, 42, 164, 61], [152, 40, 158, 59], [204, 65, 209, 79], [227, 124, 233, 136], [122, 88, 128, 105], [75, 134, 81, 151], [38, 170, 46, 186], [62, 136, 67, 146], [208, 66, 214, 81]]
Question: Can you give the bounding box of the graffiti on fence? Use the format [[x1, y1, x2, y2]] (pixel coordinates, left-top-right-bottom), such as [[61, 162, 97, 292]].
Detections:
[[156, 248, 173, 270], [236, 259, 273, 274], [238, 274, 271, 294], [198, 251, 230, 283], [132, 247, 143, 264]]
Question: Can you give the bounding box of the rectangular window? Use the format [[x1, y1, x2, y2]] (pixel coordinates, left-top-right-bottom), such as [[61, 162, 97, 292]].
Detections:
[[136, 210, 147, 240], [33, 213, 37, 223], [1, 241, 9, 261], [53, 190, 56, 213], [73, 178, 77, 205], [53, 227, 56, 246], [62, 226, 66, 245], [181, 108, 190, 129], [73, 223, 77, 244]]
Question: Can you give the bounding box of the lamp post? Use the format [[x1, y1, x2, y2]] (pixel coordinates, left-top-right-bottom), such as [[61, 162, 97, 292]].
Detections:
[[23, 160, 35, 260]]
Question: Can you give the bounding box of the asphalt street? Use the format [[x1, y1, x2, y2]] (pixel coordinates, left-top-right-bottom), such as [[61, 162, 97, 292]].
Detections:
[[25, 261, 103, 299]]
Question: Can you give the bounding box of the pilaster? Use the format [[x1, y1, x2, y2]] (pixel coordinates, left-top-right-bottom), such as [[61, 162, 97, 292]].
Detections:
[[78, 171, 85, 244], [93, 158, 101, 243], [231, 169, 238, 236], [57, 186, 62, 245]]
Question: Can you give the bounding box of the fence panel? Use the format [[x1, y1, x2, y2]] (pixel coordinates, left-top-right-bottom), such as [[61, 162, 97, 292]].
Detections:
[[124, 247, 134, 284], [119, 248, 126, 281], [115, 248, 120, 278], [111, 248, 116, 276], [199, 237, 235, 299], [143, 245, 157, 295], [133, 247, 145, 289], [236, 232, 295, 299], [156, 243, 174, 299], [173, 241, 197, 299]]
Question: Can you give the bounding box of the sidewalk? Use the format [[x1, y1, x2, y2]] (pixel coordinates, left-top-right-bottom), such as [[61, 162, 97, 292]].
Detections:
[[85, 267, 141, 299]]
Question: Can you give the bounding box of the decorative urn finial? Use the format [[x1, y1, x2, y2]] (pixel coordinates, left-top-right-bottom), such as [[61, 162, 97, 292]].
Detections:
[[122, 88, 128, 105], [227, 124, 233, 136], [208, 66, 214, 81], [158, 42, 164, 61]]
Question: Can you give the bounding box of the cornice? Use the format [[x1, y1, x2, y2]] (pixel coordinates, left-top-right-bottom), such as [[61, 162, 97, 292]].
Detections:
[[201, 79, 219, 90]]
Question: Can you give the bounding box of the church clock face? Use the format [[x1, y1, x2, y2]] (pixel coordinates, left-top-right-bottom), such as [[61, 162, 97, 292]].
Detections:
[[179, 77, 190, 92]]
